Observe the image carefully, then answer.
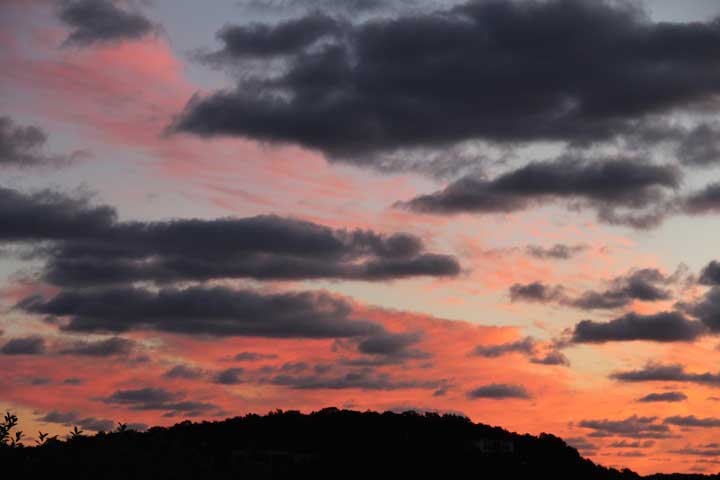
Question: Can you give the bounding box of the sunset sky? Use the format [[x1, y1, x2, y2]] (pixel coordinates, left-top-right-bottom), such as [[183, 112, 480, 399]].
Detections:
[[3, 0, 720, 474]]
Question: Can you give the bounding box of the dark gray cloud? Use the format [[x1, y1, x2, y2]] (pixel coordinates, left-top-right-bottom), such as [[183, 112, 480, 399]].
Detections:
[[0, 336, 46, 355], [578, 415, 673, 439], [19, 286, 387, 339], [164, 365, 205, 380], [278, 361, 308, 373], [509, 282, 566, 303], [684, 183, 720, 214], [45, 221, 460, 286], [58, 336, 135, 357], [471, 337, 535, 358], [471, 336, 568, 366], [511, 268, 678, 311], [356, 330, 427, 360], [664, 416, 720, 428], [525, 244, 587, 260], [233, 351, 278, 361], [237, 0, 420, 17], [670, 446, 720, 457], [214, 367, 245, 385], [39, 410, 114, 432], [102, 387, 218, 416], [0, 116, 81, 168], [637, 391, 687, 403], [30, 377, 52, 385], [530, 350, 570, 366], [59, 0, 156, 46], [172, 0, 720, 165], [401, 157, 680, 228], [269, 369, 443, 390], [205, 14, 343, 61], [611, 363, 720, 386], [609, 440, 655, 448], [0, 187, 458, 285], [0, 187, 116, 243], [564, 436, 597, 453], [571, 268, 674, 310], [572, 311, 706, 343], [466, 383, 530, 399], [676, 123, 720, 166], [699, 261, 720, 286], [686, 287, 720, 331], [104, 387, 180, 405]]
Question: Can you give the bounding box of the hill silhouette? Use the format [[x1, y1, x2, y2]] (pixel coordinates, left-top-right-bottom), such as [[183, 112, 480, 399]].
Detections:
[[1, 408, 717, 479]]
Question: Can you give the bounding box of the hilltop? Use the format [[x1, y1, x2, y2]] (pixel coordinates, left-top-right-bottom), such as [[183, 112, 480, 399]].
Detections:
[[1, 408, 717, 479]]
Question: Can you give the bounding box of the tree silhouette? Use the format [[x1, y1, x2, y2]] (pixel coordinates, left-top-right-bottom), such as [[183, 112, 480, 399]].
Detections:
[[0, 409, 717, 479]]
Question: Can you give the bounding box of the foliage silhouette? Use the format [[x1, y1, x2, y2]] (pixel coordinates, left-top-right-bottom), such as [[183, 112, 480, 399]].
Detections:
[[69, 426, 84, 439], [0, 408, 718, 479], [0, 412, 23, 448]]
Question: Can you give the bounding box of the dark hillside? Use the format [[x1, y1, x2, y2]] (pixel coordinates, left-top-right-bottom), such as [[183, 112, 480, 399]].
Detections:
[[2, 408, 717, 479]]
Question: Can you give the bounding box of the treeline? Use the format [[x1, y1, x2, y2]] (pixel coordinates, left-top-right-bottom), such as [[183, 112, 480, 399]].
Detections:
[[1, 408, 717, 479]]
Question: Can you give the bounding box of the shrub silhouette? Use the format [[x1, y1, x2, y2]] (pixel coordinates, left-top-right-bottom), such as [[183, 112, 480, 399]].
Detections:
[[0, 412, 23, 448], [0, 408, 717, 479], [69, 426, 84, 440]]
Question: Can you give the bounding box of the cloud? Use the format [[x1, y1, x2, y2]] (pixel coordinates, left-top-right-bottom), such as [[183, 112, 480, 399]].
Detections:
[[664, 416, 720, 428], [269, 368, 443, 390], [356, 330, 427, 359], [104, 387, 180, 406], [38, 410, 114, 432], [19, 286, 388, 340], [571, 311, 706, 343], [466, 383, 530, 399], [171, 0, 720, 166], [233, 351, 278, 362], [214, 368, 245, 385], [511, 268, 679, 310], [571, 268, 674, 310], [636, 392, 687, 403], [30, 377, 52, 385], [0, 336, 46, 355], [699, 261, 720, 286], [471, 336, 568, 366], [669, 445, 720, 457], [0, 187, 458, 285], [204, 14, 343, 61], [530, 351, 570, 366], [471, 337, 536, 358], [564, 436, 597, 453], [58, 337, 135, 356], [164, 365, 205, 380], [58, 0, 156, 47], [610, 363, 720, 386], [685, 287, 720, 331], [102, 387, 217, 416], [400, 157, 679, 229], [278, 362, 309, 373], [509, 283, 566, 303], [0, 187, 116, 242], [236, 0, 417, 17], [0, 116, 83, 169], [676, 123, 720, 166], [525, 244, 587, 260], [683, 183, 720, 214], [609, 440, 655, 449], [578, 415, 673, 439]]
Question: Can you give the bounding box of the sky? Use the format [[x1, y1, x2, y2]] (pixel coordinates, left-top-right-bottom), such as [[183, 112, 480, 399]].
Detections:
[[2, 0, 720, 474]]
